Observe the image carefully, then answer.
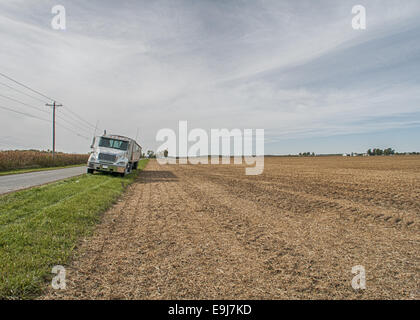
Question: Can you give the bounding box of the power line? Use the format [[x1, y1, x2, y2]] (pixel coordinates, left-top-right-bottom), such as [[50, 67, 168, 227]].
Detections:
[[60, 107, 100, 132], [61, 106, 98, 130], [0, 71, 97, 145], [0, 92, 50, 114], [0, 138, 35, 150], [0, 91, 93, 135], [0, 104, 50, 123], [0, 104, 89, 140], [0, 81, 48, 104], [93, 120, 99, 136], [55, 114, 94, 135], [0, 72, 99, 132], [55, 120, 90, 140], [0, 72, 57, 103]]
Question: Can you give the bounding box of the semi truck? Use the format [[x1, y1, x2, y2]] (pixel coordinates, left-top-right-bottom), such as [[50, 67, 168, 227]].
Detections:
[[87, 133, 142, 177]]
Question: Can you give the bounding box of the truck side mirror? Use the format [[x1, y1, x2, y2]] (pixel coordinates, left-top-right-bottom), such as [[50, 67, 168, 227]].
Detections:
[[90, 137, 96, 149]]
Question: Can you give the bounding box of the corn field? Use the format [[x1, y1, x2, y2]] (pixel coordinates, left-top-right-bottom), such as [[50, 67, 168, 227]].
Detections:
[[0, 150, 89, 172]]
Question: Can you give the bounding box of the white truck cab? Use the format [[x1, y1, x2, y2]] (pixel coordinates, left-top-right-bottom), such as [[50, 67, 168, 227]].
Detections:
[[87, 134, 142, 177]]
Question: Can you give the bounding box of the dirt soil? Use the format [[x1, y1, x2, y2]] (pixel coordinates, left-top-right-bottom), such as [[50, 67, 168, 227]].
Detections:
[[42, 157, 420, 299]]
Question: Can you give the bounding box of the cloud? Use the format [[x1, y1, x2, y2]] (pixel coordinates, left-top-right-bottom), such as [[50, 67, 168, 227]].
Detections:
[[0, 0, 419, 153]]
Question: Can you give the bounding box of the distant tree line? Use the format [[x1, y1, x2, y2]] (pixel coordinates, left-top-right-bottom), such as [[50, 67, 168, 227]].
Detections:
[[299, 152, 315, 157], [367, 148, 395, 156]]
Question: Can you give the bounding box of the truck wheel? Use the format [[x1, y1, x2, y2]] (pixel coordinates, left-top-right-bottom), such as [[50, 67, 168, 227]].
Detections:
[[128, 163, 133, 173], [120, 164, 129, 177], [87, 168, 94, 174]]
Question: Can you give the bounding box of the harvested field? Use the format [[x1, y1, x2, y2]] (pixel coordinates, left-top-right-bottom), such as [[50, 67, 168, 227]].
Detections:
[[43, 156, 420, 299]]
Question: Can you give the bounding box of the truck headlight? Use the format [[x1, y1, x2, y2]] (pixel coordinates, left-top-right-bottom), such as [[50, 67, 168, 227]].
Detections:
[[116, 157, 128, 166]]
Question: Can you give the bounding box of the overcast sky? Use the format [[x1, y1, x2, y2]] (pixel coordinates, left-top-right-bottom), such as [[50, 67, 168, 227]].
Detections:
[[0, 0, 419, 154]]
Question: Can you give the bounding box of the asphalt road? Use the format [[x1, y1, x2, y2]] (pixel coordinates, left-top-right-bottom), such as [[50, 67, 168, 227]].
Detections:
[[0, 166, 86, 195]]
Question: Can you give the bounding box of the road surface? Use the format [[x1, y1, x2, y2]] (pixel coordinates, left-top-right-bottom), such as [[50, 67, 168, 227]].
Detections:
[[0, 166, 86, 194]]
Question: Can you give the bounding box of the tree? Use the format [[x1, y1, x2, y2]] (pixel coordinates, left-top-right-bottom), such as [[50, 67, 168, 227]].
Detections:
[[163, 149, 168, 158], [147, 150, 156, 158], [384, 148, 395, 155], [299, 152, 314, 157], [367, 148, 395, 156]]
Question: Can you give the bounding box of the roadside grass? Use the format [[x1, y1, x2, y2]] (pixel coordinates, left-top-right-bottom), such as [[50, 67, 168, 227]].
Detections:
[[0, 159, 149, 299], [0, 164, 85, 177]]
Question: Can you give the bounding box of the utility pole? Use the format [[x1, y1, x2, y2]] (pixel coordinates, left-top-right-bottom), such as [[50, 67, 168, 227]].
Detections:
[[46, 101, 63, 160]]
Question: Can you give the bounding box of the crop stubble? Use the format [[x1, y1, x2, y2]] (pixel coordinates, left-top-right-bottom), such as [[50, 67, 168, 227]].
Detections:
[[43, 156, 420, 299]]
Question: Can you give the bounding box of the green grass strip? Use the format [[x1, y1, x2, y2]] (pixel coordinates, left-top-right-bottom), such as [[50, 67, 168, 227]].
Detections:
[[0, 159, 149, 299]]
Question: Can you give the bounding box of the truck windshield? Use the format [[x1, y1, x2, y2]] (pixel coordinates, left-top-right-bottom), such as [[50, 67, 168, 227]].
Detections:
[[99, 137, 128, 151]]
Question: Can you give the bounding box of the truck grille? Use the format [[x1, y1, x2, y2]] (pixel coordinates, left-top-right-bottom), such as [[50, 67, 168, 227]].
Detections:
[[98, 153, 117, 163]]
